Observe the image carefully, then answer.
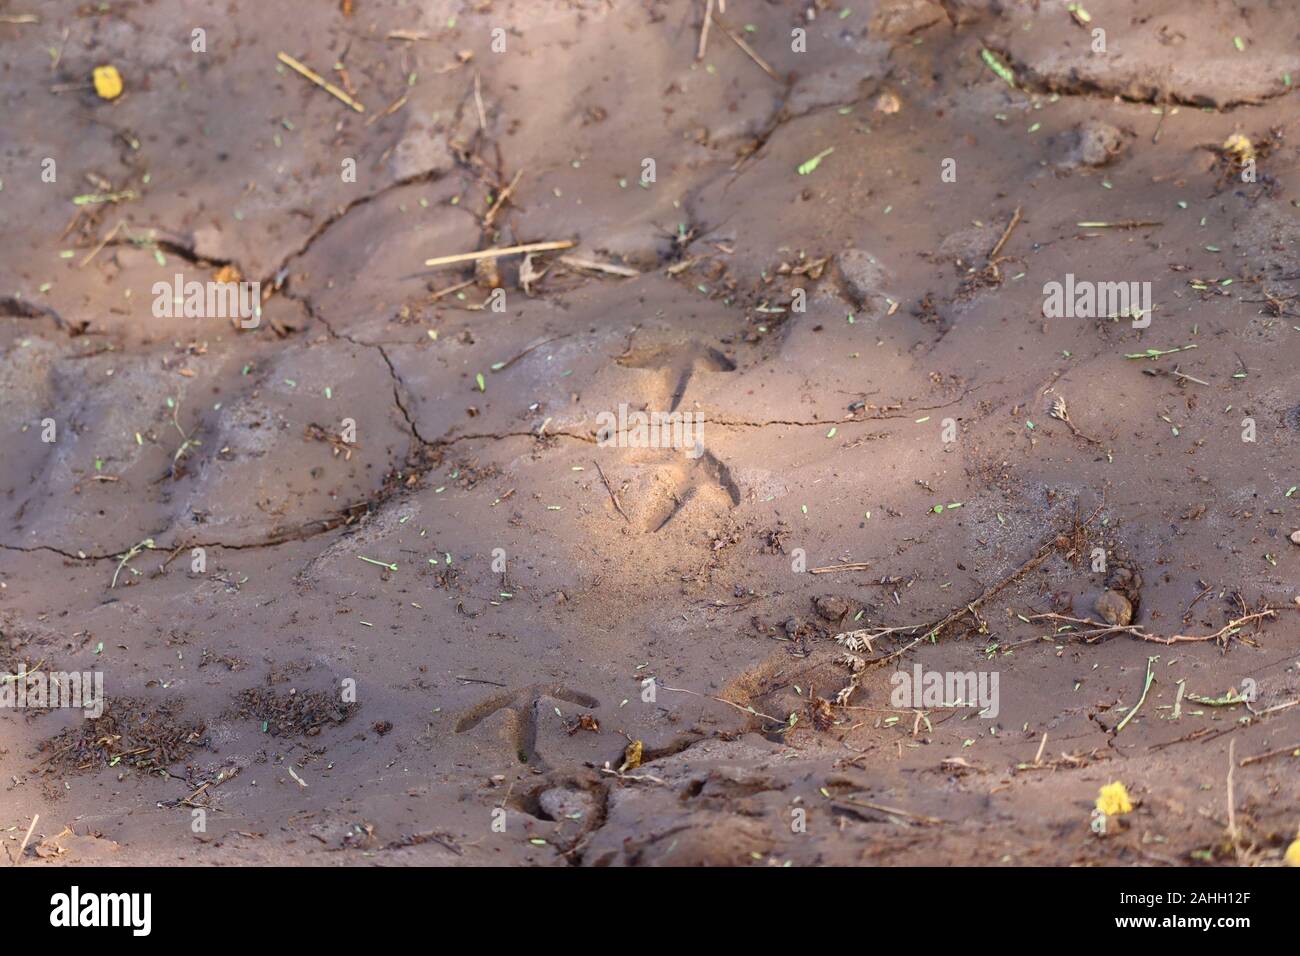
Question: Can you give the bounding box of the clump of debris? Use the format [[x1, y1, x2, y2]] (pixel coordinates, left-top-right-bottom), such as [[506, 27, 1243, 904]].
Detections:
[[233, 687, 358, 738], [38, 697, 207, 774]]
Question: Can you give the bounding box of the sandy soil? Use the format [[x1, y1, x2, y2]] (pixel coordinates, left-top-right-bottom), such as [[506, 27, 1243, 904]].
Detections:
[[1, 0, 1299, 867]]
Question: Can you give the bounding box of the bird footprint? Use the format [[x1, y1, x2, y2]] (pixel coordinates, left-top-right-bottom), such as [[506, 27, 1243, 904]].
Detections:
[[454, 683, 599, 765]]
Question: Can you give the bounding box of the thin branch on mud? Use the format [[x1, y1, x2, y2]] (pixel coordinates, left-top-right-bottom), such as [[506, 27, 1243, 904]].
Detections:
[[558, 255, 640, 277], [593, 460, 630, 524], [711, 9, 778, 79], [482, 169, 523, 229], [696, 0, 714, 61], [830, 506, 1104, 705], [1027, 609, 1278, 646], [12, 814, 38, 867], [808, 563, 872, 574], [277, 51, 365, 112], [831, 796, 944, 826], [988, 205, 1022, 260], [658, 683, 785, 725], [1239, 740, 1300, 767], [424, 239, 574, 269], [599, 767, 669, 785]]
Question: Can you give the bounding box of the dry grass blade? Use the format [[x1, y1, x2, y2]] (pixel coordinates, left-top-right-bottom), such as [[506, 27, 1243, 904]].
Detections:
[[12, 815, 38, 866], [712, 11, 778, 79], [696, 0, 714, 61], [483, 169, 524, 228], [988, 206, 1022, 260], [424, 240, 575, 269], [558, 255, 639, 277], [594, 460, 630, 523], [277, 51, 365, 112]]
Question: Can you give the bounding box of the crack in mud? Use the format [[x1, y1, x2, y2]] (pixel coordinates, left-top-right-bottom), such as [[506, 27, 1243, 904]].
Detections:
[[283, 287, 430, 450], [108, 233, 241, 271], [984, 43, 1295, 110], [0, 295, 71, 332], [376, 344, 429, 445], [0, 427, 590, 563], [259, 165, 458, 288]]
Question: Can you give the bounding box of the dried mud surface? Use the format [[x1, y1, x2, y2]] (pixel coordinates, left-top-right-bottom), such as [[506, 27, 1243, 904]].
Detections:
[[1, 0, 1298, 866]]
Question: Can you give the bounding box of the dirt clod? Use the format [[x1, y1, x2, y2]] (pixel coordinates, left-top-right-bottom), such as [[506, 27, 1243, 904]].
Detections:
[[1065, 120, 1127, 168], [814, 595, 850, 622], [1094, 590, 1134, 627]]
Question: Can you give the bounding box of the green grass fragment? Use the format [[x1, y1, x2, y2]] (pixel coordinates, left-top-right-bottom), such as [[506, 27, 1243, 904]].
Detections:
[[797, 147, 834, 176], [980, 48, 1016, 88]]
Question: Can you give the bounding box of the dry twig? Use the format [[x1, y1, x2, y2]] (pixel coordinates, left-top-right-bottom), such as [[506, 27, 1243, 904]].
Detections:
[[277, 52, 365, 112], [1028, 609, 1277, 646], [424, 240, 575, 269]]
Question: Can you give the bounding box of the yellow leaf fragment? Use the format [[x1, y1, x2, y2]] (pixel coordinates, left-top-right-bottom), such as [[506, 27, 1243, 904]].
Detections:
[[1095, 781, 1133, 816], [1222, 133, 1255, 164], [1285, 837, 1300, 867], [621, 740, 643, 771], [93, 65, 123, 100]]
